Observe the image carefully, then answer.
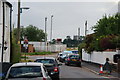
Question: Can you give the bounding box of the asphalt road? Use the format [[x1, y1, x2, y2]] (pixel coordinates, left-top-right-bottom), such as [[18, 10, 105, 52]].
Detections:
[[59, 63, 102, 78], [27, 54, 106, 79]]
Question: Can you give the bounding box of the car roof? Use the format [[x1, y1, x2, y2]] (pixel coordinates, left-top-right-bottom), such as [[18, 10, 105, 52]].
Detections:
[[36, 57, 56, 60], [63, 51, 72, 53], [11, 62, 43, 67]]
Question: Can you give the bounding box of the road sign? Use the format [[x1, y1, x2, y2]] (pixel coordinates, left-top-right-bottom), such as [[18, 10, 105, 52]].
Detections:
[[24, 38, 28, 44]]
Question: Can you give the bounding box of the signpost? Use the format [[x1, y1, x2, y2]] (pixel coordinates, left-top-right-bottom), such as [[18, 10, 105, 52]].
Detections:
[[23, 37, 28, 61]]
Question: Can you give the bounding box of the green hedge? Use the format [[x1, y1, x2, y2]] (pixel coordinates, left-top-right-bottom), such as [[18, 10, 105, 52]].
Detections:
[[22, 52, 52, 55]]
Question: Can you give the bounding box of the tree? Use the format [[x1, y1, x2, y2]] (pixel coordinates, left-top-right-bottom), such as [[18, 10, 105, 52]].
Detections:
[[93, 13, 120, 36], [82, 13, 120, 53], [13, 25, 46, 41], [50, 39, 56, 44]]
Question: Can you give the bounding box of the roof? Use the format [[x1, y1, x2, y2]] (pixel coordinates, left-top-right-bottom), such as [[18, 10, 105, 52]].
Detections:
[[11, 62, 43, 67], [36, 57, 55, 60]]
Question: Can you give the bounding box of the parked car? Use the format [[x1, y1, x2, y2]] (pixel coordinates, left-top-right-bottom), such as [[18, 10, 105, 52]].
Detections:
[[57, 53, 63, 60], [34, 57, 62, 79], [0, 62, 12, 80], [5, 62, 51, 80], [58, 51, 73, 62], [65, 54, 81, 67], [71, 50, 78, 54]]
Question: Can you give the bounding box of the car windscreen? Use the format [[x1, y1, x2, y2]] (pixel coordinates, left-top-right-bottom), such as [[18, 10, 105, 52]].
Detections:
[[72, 51, 78, 54], [35, 59, 55, 64], [69, 55, 80, 59], [8, 66, 42, 78]]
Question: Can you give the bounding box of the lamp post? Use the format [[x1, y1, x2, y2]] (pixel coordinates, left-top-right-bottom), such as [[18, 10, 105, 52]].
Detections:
[[45, 17, 47, 51], [50, 15, 53, 42], [17, 0, 30, 44], [17, 0, 20, 44]]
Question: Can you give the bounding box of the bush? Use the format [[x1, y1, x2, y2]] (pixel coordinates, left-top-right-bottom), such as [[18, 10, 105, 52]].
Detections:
[[11, 42, 21, 63], [11, 31, 21, 63]]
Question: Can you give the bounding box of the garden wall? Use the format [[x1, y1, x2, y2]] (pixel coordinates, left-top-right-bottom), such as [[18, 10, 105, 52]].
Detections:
[[82, 49, 119, 65]]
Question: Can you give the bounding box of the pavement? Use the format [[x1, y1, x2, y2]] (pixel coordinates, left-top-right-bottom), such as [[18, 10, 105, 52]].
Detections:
[[82, 61, 120, 79]]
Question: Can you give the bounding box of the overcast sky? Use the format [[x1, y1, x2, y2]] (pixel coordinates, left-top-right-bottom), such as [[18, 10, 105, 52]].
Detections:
[[10, 0, 119, 41]]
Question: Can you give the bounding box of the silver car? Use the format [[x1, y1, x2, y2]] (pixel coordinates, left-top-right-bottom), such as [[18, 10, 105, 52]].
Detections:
[[5, 62, 51, 80]]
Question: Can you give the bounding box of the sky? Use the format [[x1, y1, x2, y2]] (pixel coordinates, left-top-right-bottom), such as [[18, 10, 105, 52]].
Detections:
[[9, 0, 119, 41]]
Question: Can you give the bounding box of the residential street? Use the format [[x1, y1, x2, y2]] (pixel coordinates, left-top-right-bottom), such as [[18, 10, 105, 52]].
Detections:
[[27, 53, 120, 80], [59, 63, 102, 78]]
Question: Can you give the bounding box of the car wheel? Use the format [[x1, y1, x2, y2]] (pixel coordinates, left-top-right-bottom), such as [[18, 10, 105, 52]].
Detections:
[[66, 63, 69, 66], [51, 75, 59, 80], [77, 63, 81, 67]]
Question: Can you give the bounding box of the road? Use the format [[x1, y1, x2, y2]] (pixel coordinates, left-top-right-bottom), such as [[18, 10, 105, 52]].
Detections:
[[27, 54, 107, 79], [27, 54, 120, 80], [59, 63, 103, 78]]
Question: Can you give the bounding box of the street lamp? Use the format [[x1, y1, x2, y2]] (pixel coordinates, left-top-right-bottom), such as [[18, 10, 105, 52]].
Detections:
[[17, 0, 30, 44], [45, 17, 47, 51], [20, 7, 30, 13]]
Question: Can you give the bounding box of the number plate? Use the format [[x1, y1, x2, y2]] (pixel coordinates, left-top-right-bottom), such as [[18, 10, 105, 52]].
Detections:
[[72, 59, 77, 61]]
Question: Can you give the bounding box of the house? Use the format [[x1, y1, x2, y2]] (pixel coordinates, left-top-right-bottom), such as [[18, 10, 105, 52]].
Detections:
[[0, 0, 12, 62]]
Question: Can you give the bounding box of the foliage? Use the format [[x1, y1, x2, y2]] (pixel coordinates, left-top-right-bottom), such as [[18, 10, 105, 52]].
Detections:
[[99, 35, 116, 50], [93, 13, 120, 36], [50, 39, 56, 44], [22, 52, 52, 55], [13, 25, 45, 41], [63, 36, 84, 47], [83, 13, 120, 53], [11, 32, 21, 63], [78, 42, 86, 57]]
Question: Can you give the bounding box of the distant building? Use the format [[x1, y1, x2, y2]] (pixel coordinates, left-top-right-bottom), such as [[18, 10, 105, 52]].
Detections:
[[0, 0, 12, 62], [73, 35, 79, 40]]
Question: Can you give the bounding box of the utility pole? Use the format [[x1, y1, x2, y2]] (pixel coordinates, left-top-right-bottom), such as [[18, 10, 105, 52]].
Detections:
[[50, 15, 53, 42], [17, 0, 21, 44], [85, 20, 87, 36], [45, 17, 47, 51]]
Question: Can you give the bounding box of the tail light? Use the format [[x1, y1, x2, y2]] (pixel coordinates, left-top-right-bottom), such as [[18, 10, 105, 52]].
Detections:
[[43, 77, 46, 80], [54, 67, 58, 72], [67, 58, 70, 61]]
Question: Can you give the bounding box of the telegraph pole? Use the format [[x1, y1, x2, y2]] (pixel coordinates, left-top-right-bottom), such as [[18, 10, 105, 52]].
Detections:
[[50, 15, 53, 42], [17, 0, 21, 44]]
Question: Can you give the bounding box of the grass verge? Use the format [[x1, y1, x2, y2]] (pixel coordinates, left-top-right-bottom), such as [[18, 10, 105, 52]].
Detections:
[[22, 51, 53, 55]]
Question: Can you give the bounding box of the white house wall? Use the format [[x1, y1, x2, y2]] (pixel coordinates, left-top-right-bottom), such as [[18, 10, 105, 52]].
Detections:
[[82, 49, 118, 65], [0, 1, 11, 62], [3, 3, 11, 62], [0, 0, 3, 62]]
